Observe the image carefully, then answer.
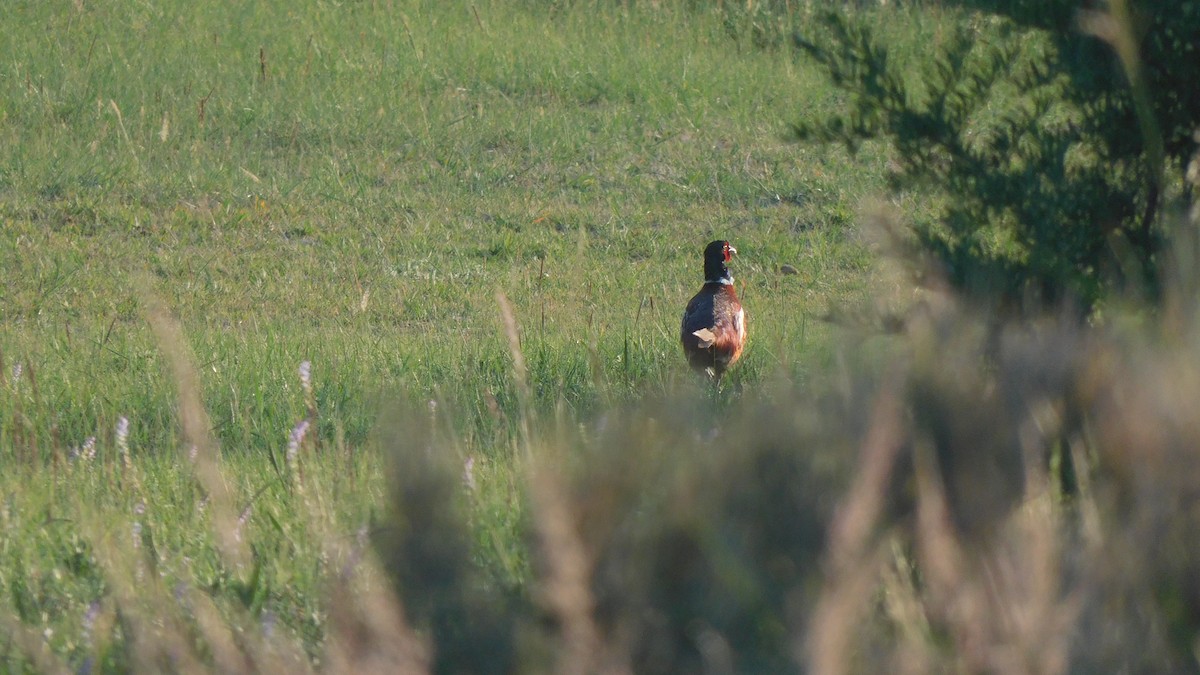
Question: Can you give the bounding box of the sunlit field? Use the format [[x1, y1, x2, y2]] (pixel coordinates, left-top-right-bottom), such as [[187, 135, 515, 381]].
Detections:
[[5, 1, 1200, 673]]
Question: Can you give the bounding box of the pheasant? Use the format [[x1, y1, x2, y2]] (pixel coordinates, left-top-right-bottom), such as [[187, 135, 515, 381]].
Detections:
[[681, 240, 746, 380]]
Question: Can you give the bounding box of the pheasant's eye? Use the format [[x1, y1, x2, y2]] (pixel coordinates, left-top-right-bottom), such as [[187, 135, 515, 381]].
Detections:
[[723, 243, 732, 262]]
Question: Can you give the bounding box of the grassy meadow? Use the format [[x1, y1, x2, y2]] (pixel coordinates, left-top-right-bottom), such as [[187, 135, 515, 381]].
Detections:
[[1, 0, 906, 451], [0, 1, 905, 670], [7, 1, 1200, 673]]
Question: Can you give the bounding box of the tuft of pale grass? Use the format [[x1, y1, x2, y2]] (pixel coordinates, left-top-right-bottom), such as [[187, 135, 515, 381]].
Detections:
[[142, 286, 249, 571]]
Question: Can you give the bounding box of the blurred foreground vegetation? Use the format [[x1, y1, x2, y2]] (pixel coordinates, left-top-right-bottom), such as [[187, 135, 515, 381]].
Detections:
[[3, 1, 1200, 673]]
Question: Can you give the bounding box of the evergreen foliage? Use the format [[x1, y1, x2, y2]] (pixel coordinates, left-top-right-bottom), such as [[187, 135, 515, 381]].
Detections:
[[793, 1, 1200, 313]]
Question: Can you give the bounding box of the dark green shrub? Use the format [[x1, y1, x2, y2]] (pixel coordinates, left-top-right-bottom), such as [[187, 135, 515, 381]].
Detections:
[[793, 2, 1200, 313]]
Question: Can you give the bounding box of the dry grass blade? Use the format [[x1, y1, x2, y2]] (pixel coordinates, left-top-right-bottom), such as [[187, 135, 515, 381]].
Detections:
[[805, 379, 904, 675], [141, 285, 249, 570], [824, 375, 905, 569], [324, 563, 432, 675], [84, 518, 209, 675], [496, 290, 529, 400], [0, 609, 71, 675], [805, 543, 888, 675], [1077, 0, 1164, 236], [497, 289, 612, 672], [186, 588, 256, 674], [496, 290, 532, 444], [527, 459, 614, 675], [911, 435, 977, 665]]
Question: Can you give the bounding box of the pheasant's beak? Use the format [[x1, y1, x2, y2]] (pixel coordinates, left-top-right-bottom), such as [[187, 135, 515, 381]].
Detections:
[[728, 245, 737, 256]]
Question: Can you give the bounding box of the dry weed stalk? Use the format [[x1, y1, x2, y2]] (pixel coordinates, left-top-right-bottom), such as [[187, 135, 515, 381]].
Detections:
[[499, 287, 617, 674], [323, 561, 431, 675], [912, 435, 1076, 675], [530, 450, 625, 675], [141, 288, 249, 571], [84, 517, 210, 674], [133, 286, 429, 674], [0, 610, 71, 675], [806, 380, 904, 675], [496, 290, 533, 455]]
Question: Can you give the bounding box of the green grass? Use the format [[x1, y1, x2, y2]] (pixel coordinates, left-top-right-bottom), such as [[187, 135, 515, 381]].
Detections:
[[0, 0, 918, 670], [1, 0, 894, 458], [7, 2, 1200, 672]]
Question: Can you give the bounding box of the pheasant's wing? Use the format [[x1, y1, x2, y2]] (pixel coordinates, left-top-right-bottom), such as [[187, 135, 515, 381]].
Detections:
[[681, 291, 715, 336]]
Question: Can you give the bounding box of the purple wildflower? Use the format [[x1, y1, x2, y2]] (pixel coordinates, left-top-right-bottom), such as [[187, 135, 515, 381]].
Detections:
[[116, 417, 130, 458], [81, 601, 101, 642], [463, 456, 477, 492], [287, 419, 310, 466], [299, 360, 312, 394], [235, 503, 252, 543], [132, 499, 146, 553]]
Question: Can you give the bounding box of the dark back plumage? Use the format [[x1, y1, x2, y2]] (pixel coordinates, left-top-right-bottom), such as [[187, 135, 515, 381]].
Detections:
[[681, 240, 746, 379]]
